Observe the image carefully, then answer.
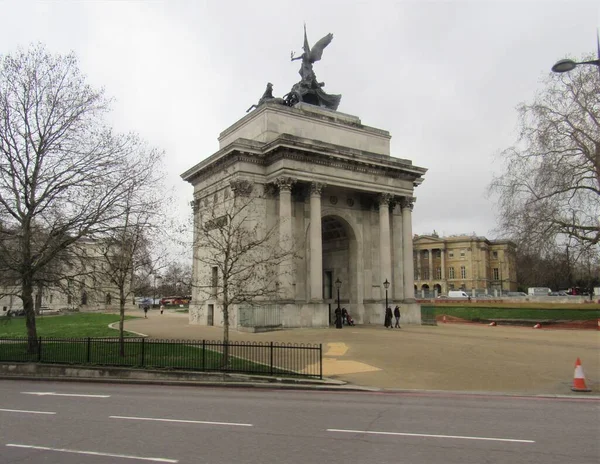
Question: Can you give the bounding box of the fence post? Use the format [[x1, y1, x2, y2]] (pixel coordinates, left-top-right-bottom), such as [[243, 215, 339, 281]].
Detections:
[[140, 338, 145, 367], [38, 336, 42, 362], [319, 343, 323, 380], [202, 340, 206, 371], [86, 337, 91, 363], [270, 341, 274, 376]]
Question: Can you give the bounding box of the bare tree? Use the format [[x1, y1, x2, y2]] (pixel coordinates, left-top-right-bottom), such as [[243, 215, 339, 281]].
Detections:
[[489, 58, 599, 263], [193, 180, 296, 364], [0, 44, 163, 352], [160, 262, 192, 297], [93, 158, 165, 355]]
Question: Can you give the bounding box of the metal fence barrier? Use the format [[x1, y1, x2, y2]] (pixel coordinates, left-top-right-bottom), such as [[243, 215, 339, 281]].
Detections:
[[0, 337, 322, 379]]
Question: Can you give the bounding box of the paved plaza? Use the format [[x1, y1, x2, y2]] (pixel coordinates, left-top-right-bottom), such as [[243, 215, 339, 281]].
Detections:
[[123, 309, 599, 394]]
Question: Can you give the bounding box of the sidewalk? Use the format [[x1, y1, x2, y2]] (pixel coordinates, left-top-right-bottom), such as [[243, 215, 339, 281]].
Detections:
[[123, 309, 600, 394]]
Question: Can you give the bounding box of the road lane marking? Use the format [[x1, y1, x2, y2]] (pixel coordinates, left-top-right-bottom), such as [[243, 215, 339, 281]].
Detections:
[[0, 408, 56, 415], [6, 444, 178, 463], [110, 415, 253, 427], [22, 392, 111, 398], [327, 429, 535, 443]]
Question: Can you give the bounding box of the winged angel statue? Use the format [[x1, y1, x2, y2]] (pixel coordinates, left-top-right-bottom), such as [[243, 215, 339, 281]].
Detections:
[[246, 25, 342, 112], [287, 25, 341, 110]]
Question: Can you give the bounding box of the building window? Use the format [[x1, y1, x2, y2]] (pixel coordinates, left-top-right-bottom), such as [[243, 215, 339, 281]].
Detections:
[[423, 269, 429, 280], [493, 251, 498, 259], [436, 267, 441, 279], [211, 266, 218, 296], [460, 250, 466, 257], [414, 270, 419, 280], [449, 267, 455, 279], [493, 268, 499, 280], [461, 266, 466, 279], [448, 251, 454, 258], [436, 250, 442, 258]]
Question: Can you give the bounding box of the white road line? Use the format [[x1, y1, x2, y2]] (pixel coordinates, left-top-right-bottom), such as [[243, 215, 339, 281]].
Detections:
[[110, 415, 253, 427], [327, 428, 535, 443], [0, 408, 56, 415], [6, 444, 178, 463], [22, 392, 110, 398]]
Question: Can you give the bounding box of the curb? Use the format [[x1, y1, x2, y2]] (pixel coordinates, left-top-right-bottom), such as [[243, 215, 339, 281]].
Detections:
[[0, 363, 375, 392]]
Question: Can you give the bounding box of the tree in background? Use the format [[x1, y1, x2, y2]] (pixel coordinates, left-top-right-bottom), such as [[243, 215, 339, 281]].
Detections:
[[93, 167, 166, 355], [0, 44, 163, 352], [160, 262, 192, 297], [489, 58, 599, 270]]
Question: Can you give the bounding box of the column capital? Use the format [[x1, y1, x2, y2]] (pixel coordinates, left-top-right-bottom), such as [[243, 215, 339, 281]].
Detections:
[[378, 193, 393, 206], [401, 196, 415, 211], [189, 199, 200, 213], [274, 176, 296, 192], [310, 182, 326, 195]]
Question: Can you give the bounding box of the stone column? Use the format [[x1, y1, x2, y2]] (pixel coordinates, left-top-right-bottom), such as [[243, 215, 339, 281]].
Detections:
[[309, 182, 325, 300], [378, 194, 392, 293], [441, 248, 446, 279], [275, 177, 295, 300], [391, 200, 404, 301], [401, 197, 416, 301], [428, 248, 433, 281]]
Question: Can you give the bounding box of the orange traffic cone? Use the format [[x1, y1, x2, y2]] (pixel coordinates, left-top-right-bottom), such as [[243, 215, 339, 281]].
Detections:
[[533, 323, 541, 329], [571, 358, 591, 392], [489, 321, 496, 327]]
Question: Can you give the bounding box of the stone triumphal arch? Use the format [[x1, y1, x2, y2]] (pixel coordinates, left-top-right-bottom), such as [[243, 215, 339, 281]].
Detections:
[[182, 102, 427, 329]]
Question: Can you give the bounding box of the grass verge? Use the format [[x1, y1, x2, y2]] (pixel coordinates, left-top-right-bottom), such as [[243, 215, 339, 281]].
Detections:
[[0, 313, 138, 338], [423, 305, 600, 321]]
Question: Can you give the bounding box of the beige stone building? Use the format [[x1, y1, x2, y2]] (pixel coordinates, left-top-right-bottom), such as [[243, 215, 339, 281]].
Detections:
[[413, 232, 517, 296]]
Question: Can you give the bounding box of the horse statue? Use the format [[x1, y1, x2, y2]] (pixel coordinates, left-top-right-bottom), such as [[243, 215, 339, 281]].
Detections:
[[246, 82, 287, 113]]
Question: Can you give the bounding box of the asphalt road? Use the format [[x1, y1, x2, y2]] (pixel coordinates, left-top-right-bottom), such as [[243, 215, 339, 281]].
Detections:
[[0, 380, 598, 464]]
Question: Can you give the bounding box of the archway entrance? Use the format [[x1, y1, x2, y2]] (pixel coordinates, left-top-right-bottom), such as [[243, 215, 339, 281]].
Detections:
[[321, 215, 358, 325]]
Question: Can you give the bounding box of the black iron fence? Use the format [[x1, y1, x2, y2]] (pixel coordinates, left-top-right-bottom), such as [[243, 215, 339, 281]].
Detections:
[[0, 337, 323, 379]]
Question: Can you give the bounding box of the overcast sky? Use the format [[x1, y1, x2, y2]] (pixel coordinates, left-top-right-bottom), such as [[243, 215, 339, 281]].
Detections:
[[2, 0, 599, 240]]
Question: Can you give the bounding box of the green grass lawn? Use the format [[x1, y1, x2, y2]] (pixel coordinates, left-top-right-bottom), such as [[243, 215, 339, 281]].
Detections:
[[423, 305, 600, 321], [0, 313, 138, 338], [0, 313, 314, 378]]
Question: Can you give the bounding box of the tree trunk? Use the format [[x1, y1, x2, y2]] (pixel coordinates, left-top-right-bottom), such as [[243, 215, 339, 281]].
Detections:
[[222, 304, 229, 368], [22, 277, 39, 354], [119, 289, 126, 357]]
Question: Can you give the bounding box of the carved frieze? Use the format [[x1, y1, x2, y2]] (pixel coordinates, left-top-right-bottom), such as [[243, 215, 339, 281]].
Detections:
[[230, 179, 253, 197]]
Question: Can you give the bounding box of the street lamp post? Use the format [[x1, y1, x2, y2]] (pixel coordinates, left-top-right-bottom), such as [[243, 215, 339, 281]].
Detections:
[[383, 278, 390, 312], [552, 38, 600, 78], [152, 275, 162, 308], [335, 278, 342, 329]]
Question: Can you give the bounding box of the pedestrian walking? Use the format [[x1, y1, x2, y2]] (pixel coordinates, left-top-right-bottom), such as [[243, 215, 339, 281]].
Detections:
[[341, 307, 348, 325], [143, 305, 149, 318], [394, 305, 401, 328], [385, 306, 393, 328], [160, 304, 164, 315]]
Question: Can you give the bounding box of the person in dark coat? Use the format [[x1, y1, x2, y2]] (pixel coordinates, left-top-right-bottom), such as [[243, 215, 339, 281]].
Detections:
[[394, 305, 401, 328], [341, 307, 348, 325], [385, 306, 393, 328]]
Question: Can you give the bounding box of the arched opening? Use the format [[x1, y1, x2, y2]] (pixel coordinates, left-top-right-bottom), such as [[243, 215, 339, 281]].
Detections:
[[321, 215, 358, 325], [434, 283, 442, 294], [81, 292, 88, 306]]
